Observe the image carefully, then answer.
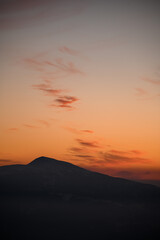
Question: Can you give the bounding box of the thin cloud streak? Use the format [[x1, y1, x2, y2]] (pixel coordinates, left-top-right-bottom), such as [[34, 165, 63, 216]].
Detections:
[[24, 124, 40, 129], [135, 88, 148, 97], [8, 128, 19, 131], [142, 77, 160, 85], [32, 82, 64, 96], [59, 46, 80, 56], [76, 139, 101, 148], [63, 126, 94, 135], [101, 152, 150, 165]]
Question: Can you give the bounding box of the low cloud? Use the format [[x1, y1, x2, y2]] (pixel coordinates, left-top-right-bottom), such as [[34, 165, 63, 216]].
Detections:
[[0, 159, 20, 166], [102, 152, 150, 165], [109, 149, 143, 156], [76, 139, 100, 148]]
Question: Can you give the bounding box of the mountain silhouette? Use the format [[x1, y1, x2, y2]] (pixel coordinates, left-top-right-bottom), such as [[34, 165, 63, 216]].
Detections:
[[1, 156, 160, 239], [0, 156, 159, 201]]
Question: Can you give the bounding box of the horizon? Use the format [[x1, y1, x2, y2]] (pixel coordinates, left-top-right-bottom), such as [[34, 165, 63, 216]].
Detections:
[[0, 0, 160, 186]]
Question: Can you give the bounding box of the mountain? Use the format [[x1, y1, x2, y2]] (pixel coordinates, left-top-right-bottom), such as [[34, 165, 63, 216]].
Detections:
[[1, 156, 160, 239], [0, 156, 159, 201]]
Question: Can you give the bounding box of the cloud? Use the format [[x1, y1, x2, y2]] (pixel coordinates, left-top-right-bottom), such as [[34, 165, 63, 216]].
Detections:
[[0, 159, 20, 166], [8, 128, 19, 131], [81, 130, 94, 134], [70, 147, 84, 153], [24, 124, 40, 129], [135, 88, 148, 97], [36, 120, 50, 127], [32, 82, 64, 96], [130, 150, 143, 155], [142, 77, 160, 86], [24, 56, 85, 81], [51, 95, 79, 109], [63, 126, 94, 135], [59, 46, 80, 56], [23, 58, 45, 73], [44, 58, 84, 76], [102, 152, 150, 165], [76, 139, 100, 148], [109, 149, 143, 156], [74, 154, 93, 159]]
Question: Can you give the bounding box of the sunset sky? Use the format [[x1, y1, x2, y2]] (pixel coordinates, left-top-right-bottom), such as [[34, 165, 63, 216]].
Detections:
[[0, 0, 160, 183]]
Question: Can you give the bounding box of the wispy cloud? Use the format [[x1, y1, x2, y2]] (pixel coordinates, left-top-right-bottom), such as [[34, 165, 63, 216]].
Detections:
[[0, 159, 20, 166], [8, 128, 19, 131], [142, 77, 160, 85], [59, 46, 80, 56], [109, 149, 143, 156], [51, 96, 79, 109], [24, 57, 84, 77], [135, 88, 148, 97], [76, 139, 101, 148], [81, 129, 94, 134], [63, 126, 94, 135], [101, 152, 150, 165], [36, 120, 50, 127], [70, 147, 84, 153], [24, 124, 40, 129], [44, 58, 85, 76], [32, 82, 64, 96]]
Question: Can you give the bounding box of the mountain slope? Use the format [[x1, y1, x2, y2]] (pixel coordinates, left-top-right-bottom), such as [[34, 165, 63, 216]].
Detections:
[[0, 156, 159, 201]]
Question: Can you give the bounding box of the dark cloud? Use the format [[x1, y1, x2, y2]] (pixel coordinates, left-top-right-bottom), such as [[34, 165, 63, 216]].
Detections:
[[70, 147, 84, 153], [0, 159, 20, 166], [76, 139, 100, 148], [102, 152, 150, 164], [75, 154, 93, 159], [109, 149, 129, 155], [51, 96, 79, 109]]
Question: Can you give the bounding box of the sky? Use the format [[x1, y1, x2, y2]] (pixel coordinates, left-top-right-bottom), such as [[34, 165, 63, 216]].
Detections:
[[0, 0, 160, 184]]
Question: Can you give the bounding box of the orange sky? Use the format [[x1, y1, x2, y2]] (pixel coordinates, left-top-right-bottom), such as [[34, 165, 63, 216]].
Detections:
[[0, 0, 160, 183]]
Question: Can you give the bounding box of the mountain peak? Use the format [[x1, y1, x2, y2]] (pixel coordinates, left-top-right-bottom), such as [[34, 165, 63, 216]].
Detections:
[[28, 156, 58, 166]]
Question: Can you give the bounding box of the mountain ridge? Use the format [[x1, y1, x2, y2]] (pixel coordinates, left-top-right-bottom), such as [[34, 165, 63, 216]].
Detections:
[[0, 156, 160, 202]]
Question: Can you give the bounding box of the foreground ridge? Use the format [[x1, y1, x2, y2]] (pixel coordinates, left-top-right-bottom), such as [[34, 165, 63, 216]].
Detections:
[[0, 156, 160, 202]]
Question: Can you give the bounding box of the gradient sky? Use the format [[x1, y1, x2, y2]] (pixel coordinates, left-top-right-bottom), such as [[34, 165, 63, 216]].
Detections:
[[0, 0, 160, 183]]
